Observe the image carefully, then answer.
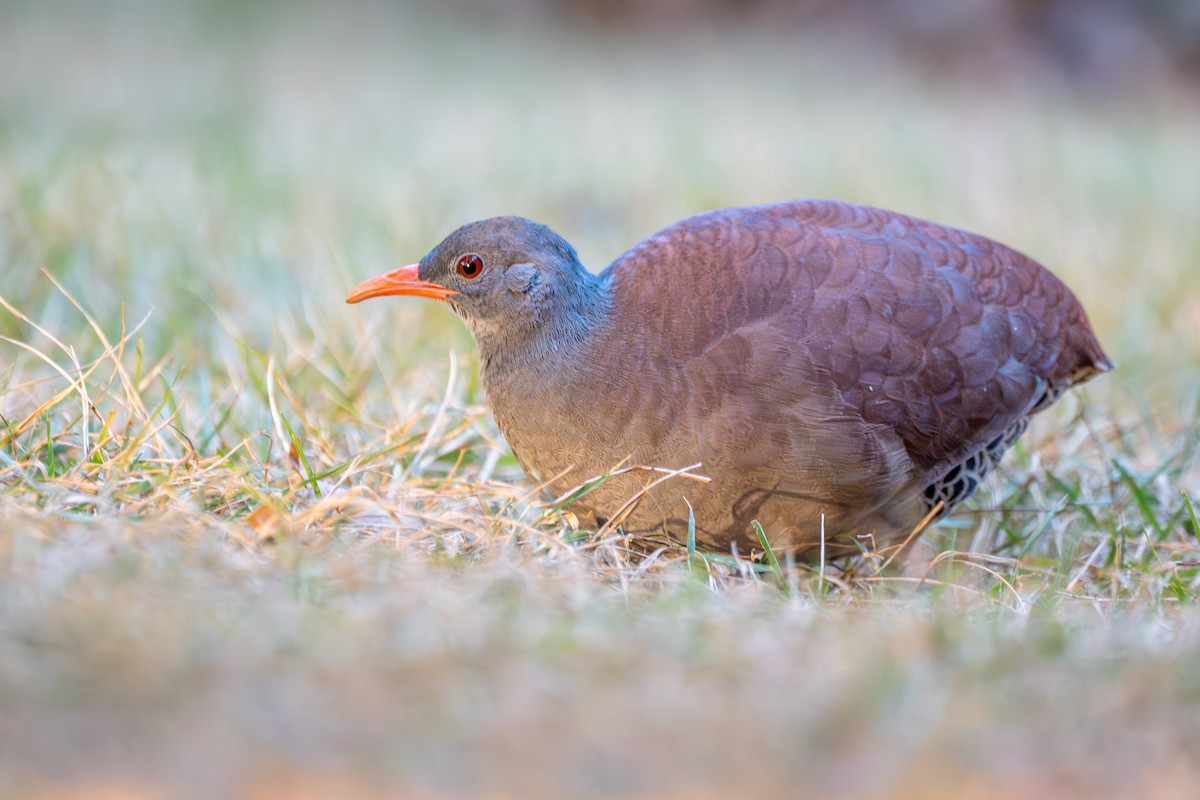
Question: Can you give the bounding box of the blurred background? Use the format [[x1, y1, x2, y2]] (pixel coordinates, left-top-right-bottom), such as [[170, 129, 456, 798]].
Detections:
[[495, 0, 1200, 90]]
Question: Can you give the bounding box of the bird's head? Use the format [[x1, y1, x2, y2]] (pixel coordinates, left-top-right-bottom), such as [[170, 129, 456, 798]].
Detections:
[[347, 216, 604, 354]]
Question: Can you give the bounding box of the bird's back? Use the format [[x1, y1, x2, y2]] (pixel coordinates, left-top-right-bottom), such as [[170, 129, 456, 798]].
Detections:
[[602, 200, 1109, 475]]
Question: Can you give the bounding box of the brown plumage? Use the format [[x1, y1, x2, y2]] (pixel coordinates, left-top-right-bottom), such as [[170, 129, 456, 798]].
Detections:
[[348, 200, 1111, 559]]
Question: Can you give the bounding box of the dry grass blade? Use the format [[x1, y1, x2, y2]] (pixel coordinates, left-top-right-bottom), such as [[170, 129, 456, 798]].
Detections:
[[875, 499, 945, 573], [594, 462, 711, 538], [41, 269, 155, 424]]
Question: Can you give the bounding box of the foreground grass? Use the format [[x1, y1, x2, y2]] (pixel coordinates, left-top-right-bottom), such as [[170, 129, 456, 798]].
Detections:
[[2, 3, 1200, 797]]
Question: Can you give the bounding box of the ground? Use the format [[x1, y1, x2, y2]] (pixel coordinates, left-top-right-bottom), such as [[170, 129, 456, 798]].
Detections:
[[1, 3, 1199, 798]]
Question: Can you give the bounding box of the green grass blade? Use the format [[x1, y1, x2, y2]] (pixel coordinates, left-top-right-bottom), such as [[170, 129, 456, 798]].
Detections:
[[752, 519, 788, 597], [280, 414, 322, 500], [1183, 490, 1199, 542]]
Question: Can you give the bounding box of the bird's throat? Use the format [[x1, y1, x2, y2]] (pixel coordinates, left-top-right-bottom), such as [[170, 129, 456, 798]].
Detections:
[[477, 268, 609, 369], [476, 271, 613, 406]]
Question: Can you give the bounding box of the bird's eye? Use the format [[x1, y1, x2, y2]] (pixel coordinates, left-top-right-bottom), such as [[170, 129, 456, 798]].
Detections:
[[457, 254, 484, 279]]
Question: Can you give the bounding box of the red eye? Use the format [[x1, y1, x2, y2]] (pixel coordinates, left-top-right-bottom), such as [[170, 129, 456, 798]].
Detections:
[[457, 254, 484, 279]]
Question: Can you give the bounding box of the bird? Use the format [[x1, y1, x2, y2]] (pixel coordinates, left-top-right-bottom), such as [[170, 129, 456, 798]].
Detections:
[[347, 200, 1110, 560]]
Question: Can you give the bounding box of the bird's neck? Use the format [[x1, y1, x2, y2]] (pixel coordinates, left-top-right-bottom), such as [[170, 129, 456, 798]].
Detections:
[[475, 270, 612, 396]]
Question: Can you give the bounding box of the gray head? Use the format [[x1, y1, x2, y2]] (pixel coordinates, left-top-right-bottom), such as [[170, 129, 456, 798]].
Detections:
[[347, 216, 608, 359]]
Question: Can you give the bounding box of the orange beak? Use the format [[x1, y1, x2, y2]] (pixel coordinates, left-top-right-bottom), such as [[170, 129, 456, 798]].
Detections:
[[345, 263, 457, 304]]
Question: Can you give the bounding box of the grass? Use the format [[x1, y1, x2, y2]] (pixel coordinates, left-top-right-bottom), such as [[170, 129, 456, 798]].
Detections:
[[2, 2, 1200, 797]]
